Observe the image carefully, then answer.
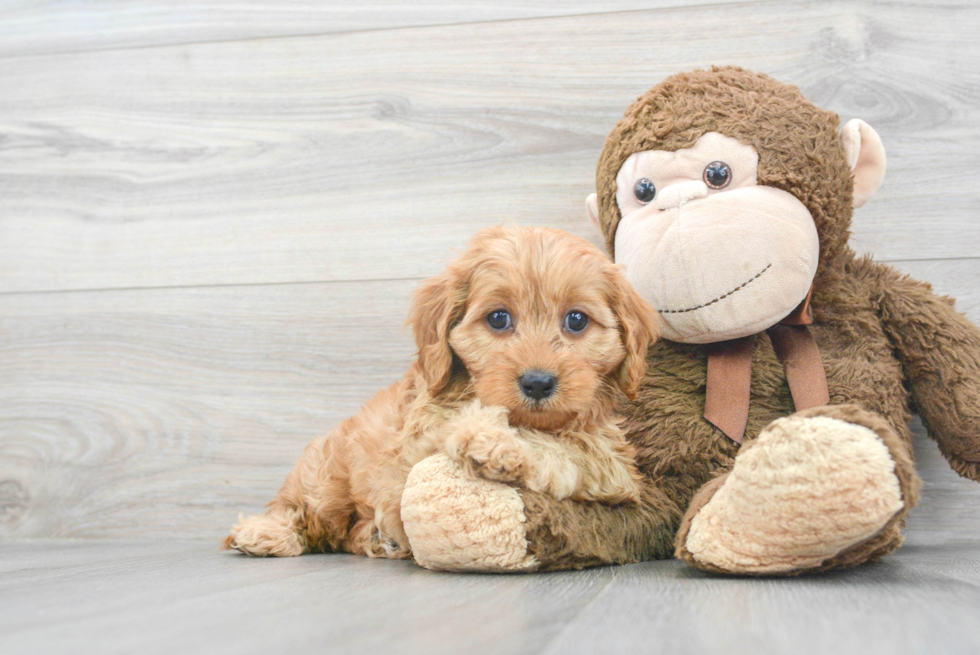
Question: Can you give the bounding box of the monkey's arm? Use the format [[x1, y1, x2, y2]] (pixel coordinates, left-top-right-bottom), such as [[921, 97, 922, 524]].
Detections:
[[876, 262, 980, 481]]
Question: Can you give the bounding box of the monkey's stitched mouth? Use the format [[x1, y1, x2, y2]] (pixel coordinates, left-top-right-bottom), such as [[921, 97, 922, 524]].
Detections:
[[659, 263, 772, 315]]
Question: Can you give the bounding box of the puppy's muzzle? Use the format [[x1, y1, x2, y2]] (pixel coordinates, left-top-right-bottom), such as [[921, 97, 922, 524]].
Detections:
[[519, 370, 557, 401]]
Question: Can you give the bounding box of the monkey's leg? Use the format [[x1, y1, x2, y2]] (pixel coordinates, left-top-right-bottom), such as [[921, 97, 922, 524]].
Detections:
[[674, 404, 920, 575], [877, 263, 980, 482], [401, 452, 680, 572]]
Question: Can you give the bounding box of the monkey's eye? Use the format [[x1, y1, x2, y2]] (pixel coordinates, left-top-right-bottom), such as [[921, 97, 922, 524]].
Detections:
[[634, 178, 656, 204], [703, 161, 732, 189], [564, 311, 589, 333], [487, 310, 513, 331]]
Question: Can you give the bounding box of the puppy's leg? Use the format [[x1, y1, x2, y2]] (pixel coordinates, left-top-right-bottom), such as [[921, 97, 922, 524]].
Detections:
[[224, 433, 355, 557], [223, 503, 307, 557], [443, 402, 641, 504], [443, 401, 531, 483], [345, 518, 412, 560], [506, 429, 642, 504], [558, 431, 643, 505], [442, 402, 583, 500]]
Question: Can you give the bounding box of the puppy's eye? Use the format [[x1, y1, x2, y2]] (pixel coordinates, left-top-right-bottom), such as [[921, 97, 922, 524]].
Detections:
[[634, 178, 656, 204], [703, 161, 732, 189], [564, 311, 589, 333], [486, 310, 513, 331]]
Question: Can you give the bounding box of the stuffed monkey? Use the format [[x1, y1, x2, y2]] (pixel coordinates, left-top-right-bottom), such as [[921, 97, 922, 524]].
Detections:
[[400, 68, 980, 574]]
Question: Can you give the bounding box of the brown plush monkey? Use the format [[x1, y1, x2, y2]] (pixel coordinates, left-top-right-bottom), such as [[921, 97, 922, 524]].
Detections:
[[400, 67, 980, 575]]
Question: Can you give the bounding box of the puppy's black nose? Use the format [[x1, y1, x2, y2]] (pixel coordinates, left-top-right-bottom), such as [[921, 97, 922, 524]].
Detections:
[[519, 370, 557, 400]]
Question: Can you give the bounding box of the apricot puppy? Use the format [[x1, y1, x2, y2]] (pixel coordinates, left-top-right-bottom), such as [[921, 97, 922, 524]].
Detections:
[[224, 226, 658, 559]]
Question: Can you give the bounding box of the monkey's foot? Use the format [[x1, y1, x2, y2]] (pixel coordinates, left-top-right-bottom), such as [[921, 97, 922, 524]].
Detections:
[[402, 454, 538, 572], [675, 404, 920, 575]]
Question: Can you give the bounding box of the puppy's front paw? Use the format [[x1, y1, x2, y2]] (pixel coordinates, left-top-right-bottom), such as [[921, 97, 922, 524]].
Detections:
[[447, 426, 529, 485]]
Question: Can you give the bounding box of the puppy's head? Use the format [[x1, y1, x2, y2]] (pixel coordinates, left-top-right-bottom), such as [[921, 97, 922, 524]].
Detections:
[[408, 225, 658, 431]]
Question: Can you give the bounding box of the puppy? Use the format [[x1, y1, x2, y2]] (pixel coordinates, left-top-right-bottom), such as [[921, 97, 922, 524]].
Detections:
[[223, 225, 658, 558]]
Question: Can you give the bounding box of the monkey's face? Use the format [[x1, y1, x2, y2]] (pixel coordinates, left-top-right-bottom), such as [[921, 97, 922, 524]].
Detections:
[[609, 132, 819, 344]]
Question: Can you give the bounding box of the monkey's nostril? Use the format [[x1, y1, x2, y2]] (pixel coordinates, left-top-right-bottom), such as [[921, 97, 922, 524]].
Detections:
[[519, 370, 557, 400]]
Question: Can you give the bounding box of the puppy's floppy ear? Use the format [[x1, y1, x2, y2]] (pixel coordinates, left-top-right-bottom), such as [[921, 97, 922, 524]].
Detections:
[[608, 268, 659, 399], [407, 266, 467, 396]]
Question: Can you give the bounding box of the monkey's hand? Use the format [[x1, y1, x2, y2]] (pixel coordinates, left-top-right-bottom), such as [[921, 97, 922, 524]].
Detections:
[[877, 262, 980, 482]]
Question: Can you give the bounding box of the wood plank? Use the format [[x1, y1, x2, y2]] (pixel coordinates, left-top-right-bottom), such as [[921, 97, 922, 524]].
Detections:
[[540, 541, 980, 655], [1, 258, 978, 541], [0, 538, 978, 655], [1, 0, 978, 293], [0, 0, 720, 59], [907, 415, 980, 545], [0, 279, 418, 540], [0, 540, 619, 655], [886, 258, 980, 321]]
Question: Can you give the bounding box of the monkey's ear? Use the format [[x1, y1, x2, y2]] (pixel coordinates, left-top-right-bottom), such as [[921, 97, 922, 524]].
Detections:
[[585, 193, 602, 235], [407, 268, 466, 396], [841, 119, 886, 209]]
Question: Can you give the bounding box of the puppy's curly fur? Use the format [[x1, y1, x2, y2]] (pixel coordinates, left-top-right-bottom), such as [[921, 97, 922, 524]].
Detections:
[[223, 226, 658, 558]]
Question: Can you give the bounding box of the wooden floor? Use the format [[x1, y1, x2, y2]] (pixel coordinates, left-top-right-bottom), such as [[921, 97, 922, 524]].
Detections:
[[3, 536, 980, 655], [2, 1, 980, 653], [2, 427, 979, 655]]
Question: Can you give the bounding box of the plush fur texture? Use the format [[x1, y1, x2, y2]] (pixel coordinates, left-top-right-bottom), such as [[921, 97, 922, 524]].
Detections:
[[223, 225, 658, 558], [403, 454, 538, 572], [595, 67, 855, 292], [399, 68, 980, 575], [676, 406, 916, 574]]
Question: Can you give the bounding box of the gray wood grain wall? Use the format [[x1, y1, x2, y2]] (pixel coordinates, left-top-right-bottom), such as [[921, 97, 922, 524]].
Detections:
[[1, 0, 978, 541]]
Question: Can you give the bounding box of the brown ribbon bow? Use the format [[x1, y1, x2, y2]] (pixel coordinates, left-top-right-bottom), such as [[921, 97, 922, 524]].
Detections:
[[703, 287, 829, 443]]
